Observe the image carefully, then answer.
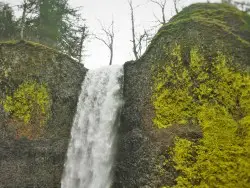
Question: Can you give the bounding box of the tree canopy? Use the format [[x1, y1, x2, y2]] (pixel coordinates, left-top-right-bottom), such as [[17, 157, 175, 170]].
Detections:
[[0, 0, 87, 63]]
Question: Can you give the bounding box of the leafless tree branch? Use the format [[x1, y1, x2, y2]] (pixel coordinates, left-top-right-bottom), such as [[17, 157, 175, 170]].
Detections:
[[150, 0, 167, 24], [128, 0, 139, 60], [95, 19, 114, 65], [173, 0, 179, 14], [128, 0, 153, 60]]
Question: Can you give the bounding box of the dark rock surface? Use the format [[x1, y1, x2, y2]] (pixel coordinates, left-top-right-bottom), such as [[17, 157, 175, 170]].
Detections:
[[0, 41, 87, 187]]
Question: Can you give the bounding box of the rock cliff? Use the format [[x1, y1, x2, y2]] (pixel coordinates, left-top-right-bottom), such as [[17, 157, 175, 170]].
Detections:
[[0, 41, 87, 187], [114, 3, 250, 188]]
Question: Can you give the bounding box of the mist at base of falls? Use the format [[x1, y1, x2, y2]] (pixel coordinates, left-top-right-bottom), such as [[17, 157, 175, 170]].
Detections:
[[61, 66, 123, 188]]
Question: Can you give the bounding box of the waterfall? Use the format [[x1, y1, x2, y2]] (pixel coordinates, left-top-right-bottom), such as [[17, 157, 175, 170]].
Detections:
[[61, 65, 123, 188]]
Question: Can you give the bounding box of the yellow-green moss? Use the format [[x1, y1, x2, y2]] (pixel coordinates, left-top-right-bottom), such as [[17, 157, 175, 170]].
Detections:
[[172, 103, 250, 187], [153, 45, 250, 187], [3, 81, 51, 139], [152, 45, 194, 128]]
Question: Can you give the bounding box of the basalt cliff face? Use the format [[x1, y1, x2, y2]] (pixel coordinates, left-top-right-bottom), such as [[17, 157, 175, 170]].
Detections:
[[114, 3, 250, 188], [0, 41, 87, 187]]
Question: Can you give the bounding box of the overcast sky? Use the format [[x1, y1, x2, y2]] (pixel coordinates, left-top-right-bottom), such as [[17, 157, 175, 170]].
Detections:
[[7, 0, 220, 69]]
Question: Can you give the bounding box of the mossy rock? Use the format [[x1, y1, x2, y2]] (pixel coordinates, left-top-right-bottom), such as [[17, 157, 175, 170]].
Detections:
[[145, 3, 250, 66], [2, 81, 51, 139], [0, 40, 87, 139], [153, 45, 250, 187], [0, 40, 87, 187], [114, 3, 250, 188]]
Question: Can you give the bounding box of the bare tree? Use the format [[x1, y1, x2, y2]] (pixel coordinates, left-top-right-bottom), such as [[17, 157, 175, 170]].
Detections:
[[95, 19, 115, 65], [137, 30, 152, 57], [128, 0, 151, 60], [173, 0, 179, 14], [150, 0, 167, 24], [234, 1, 250, 11], [78, 24, 88, 64], [128, 0, 139, 60]]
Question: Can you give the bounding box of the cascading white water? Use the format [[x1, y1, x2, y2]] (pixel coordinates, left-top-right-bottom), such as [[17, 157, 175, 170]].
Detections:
[[61, 66, 123, 188]]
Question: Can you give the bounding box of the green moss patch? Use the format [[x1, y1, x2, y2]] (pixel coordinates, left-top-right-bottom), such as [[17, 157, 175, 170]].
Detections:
[[142, 3, 250, 65], [152, 45, 250, 187], [3, 81, 51, 139], [166, 3, 250, 42]]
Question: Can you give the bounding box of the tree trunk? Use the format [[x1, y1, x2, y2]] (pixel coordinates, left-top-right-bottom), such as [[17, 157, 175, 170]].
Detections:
[[129, 1, 139, 60], [78, 26, 87, 64], [20, 0, 27, 40], [109, 39, 113, 65], [174, 0, 179, 14]]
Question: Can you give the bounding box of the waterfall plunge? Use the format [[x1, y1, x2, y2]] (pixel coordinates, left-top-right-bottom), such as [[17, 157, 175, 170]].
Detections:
[[61, 66, 123, 188]]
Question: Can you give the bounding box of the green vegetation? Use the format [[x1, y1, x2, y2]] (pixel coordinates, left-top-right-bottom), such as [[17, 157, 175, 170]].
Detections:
[[3, 81, 51, 139], [0, 4, 18, 40], [152, 45, 250, 187], [152, 45, 193, 128], [0, 0, 87, 62], [0, 40, 55, 51], [143, 3, 250, 63], [0, 40, 76, 62], [167, 3, 250, 42]]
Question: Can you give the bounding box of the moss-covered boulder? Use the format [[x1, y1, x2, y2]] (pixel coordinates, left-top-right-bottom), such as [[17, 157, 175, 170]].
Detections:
[[114, 3, 250, 188], [0, 41, 87, 187]]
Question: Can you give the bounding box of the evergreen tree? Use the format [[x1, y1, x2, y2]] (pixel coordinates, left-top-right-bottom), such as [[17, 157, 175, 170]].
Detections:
[[19, 0, 88, 61], [0, 0, 88, 62], [0, 3, 18, 40]]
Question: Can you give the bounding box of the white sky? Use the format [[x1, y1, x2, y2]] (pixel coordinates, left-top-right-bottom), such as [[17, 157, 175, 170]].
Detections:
[[7, 0, 220, 69]]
